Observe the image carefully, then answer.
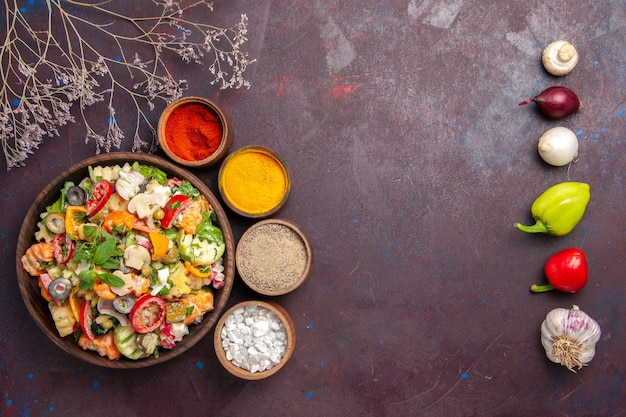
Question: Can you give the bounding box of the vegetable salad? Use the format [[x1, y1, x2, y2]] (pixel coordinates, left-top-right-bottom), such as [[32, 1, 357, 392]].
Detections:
[[21, 162, 226, 360]]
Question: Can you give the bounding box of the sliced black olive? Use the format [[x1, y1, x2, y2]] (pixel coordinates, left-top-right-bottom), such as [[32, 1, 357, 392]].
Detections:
[[45, 212, 66, 234], [112, 295, 136, 314], [66, 185, 86, 206], [92, 315, 114, 336], [48, 277, 72, 300]]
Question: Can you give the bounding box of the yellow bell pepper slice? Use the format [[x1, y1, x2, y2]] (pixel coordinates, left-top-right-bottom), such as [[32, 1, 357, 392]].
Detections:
[[149, 230, 170, 261], [65, 206, 86, 239], [184, 261, 212, 278], [102, 210, 137, 234], [68, 288, 82, 322]]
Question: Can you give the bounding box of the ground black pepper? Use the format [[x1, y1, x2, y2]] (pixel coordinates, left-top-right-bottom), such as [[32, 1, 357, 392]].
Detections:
[[238, 222, 308, 294]]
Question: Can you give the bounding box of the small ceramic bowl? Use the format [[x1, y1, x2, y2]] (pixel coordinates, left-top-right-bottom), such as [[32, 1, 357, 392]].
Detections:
[[236, 219, 312, 296], [214, 300, 296, 380], [218, 146, 291, 218], [158, 96, 234, 168]]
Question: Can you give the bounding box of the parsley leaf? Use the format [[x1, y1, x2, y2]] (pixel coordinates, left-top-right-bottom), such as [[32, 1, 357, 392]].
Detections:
[[92, 236, 117, 265], [176, 180, 200, 198], [96, 271, 125, 287]]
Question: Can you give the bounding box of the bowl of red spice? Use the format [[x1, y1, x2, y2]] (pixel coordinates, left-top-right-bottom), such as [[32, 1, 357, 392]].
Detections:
[[158, 96, 234, 168]]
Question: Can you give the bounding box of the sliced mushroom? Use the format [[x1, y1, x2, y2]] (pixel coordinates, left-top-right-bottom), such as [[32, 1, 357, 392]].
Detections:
[[123, 244, 151, 270]]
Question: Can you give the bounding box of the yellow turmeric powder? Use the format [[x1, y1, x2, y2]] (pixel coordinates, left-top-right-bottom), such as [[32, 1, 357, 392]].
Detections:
[[219, 147, 290, 216]]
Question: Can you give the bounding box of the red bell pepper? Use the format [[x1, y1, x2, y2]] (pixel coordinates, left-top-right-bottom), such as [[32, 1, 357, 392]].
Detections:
[[52, 232, 75, 265], [530, 247, 588, 293], [166, 177, 183, 188], [38, 273, 60, 306], [160, 195, 191, 229], [80, 301, 96, 341]]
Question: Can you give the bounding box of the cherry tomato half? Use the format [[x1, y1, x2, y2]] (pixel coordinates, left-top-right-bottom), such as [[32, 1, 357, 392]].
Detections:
[[129, 295, 166, 334], [85, 179, 113, 217]]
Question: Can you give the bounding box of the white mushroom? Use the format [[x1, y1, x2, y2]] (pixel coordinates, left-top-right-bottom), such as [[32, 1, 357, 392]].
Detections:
[[123, 244, 151, 270], [542, 40, 578, 76]]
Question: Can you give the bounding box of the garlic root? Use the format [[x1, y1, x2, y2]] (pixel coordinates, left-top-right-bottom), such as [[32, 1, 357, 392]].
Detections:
[[550, 335, 585, 372]]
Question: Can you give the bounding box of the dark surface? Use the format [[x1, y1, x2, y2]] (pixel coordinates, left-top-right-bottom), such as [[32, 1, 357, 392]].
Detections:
[[1, 1, 625, 416]]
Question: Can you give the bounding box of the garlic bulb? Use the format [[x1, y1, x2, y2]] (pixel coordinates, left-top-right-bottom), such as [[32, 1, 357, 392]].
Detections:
[[542, 40, 579, 76], [541, 305, 601, 372]]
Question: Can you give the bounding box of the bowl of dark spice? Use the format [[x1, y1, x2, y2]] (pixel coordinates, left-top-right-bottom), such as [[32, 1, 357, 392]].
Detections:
[[236, 219, 312, 296], [214, 300, 296, 380], [218, 146, 291, 218], [158, 96, 234, 168]]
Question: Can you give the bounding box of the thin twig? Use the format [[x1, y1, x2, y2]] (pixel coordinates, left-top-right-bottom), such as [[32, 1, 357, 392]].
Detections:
[[0, 0, 254, 170]]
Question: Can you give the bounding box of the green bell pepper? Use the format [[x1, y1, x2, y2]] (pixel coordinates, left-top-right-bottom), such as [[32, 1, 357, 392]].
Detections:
[[176, 230, 225, 266], [514, 182, 590, 236]]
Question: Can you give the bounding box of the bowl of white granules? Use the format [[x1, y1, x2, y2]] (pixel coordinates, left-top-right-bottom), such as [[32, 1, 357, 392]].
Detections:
[[214, 300, 296, 380]]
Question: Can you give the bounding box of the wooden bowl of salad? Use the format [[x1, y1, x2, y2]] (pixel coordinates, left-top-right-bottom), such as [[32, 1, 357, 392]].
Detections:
[[15, 152, 235, 368]]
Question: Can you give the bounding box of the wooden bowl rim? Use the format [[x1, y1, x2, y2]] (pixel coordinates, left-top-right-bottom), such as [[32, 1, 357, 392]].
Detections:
[[15, 152, 235, 368], [217, 145, 292, 218], [213, 300, 296, 380], [157, 96, 234, 168], [236, 218, 312, 296]]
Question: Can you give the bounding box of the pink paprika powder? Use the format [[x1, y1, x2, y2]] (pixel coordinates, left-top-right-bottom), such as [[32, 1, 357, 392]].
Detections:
[[164, 102, 223, 161]]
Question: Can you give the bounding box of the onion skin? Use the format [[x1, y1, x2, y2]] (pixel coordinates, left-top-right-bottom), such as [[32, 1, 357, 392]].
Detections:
[[519, 86, 582, 119]]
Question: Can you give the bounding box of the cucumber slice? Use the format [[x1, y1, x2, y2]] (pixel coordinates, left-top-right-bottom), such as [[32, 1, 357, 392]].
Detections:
[[113, 325, 150, 360]]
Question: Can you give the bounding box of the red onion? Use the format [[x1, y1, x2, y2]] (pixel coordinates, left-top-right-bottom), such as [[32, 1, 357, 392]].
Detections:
[[519, 86, 582, 119]]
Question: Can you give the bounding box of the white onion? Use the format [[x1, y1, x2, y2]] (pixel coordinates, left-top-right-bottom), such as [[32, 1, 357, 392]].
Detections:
[[537, 126, 579, 166]]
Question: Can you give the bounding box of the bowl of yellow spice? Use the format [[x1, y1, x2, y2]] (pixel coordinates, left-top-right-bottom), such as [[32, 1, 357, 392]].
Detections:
[[218, 146, 292, 218]]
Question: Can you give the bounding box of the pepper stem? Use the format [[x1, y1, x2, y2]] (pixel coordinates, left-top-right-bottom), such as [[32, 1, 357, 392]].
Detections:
[[514, 220, 548, 234], [530, 284, 555, 293]]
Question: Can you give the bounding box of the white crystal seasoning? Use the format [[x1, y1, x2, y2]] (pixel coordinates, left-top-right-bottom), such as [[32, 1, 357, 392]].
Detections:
[[220, 304, 288, 373]]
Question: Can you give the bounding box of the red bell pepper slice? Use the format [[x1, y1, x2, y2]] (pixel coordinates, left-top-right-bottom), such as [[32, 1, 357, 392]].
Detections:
[[85, 179, 113, 217], [129, 295, 166, 334], [38, 273, 60, 306], [160, 195, 191, 229], [80, 301, 96, 341], [166, 177, 183, 188], [52, 232, 75, 265]]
